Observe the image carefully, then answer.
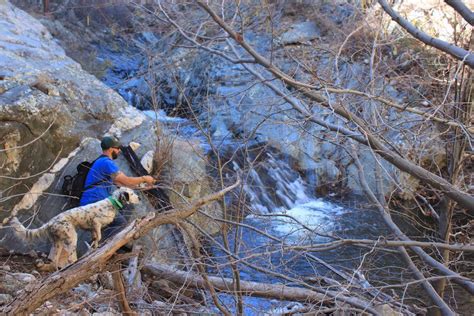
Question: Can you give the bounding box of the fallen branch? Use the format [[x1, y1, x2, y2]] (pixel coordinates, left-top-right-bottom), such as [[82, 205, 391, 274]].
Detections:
[[1, 179, 240, 316], [111, 262, 136, 315], [291, 239, 474, 252], [142, 263, 383, 314]]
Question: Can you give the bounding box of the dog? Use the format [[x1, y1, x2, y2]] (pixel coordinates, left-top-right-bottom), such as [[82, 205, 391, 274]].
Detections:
[[10, 187, 140, 271]]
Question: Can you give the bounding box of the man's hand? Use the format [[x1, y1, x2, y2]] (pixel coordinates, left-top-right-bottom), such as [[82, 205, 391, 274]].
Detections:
[[141, 175, 156, 185]]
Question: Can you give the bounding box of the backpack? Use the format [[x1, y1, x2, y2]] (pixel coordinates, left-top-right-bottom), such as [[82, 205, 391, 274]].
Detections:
[[61, 156, 105, 207]]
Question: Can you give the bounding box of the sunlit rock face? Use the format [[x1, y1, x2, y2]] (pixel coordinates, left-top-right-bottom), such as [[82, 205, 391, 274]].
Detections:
[[0, 3, 224, 265], [0, 1, 130, 213]]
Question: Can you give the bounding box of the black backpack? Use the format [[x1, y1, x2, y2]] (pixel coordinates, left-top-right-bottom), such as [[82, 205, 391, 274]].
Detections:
[[61, 156, 106, 207]]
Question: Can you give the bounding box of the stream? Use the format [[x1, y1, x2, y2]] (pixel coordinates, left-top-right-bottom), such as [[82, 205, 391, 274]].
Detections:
[[142, 110, 396, 314], [100, 46, 401, 315]]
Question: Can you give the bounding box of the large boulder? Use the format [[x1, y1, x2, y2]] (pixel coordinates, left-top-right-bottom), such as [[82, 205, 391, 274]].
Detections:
[[0, 1, 131, 214], [137, 137, 223, 264], [0, 2, 226, 263]]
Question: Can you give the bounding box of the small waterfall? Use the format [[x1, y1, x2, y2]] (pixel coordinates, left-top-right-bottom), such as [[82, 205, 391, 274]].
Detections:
[[233, 152, 311, 214], [142, 109, 355, 240]]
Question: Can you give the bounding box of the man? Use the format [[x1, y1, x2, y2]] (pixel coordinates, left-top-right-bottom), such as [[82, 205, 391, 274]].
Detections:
[[80, 136, 155, 239]]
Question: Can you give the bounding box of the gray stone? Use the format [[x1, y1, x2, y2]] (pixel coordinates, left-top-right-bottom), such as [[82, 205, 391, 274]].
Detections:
[[279, 21, 321, 45], [0, 271, 36, 295], [0, 293, 12, 305], [0, 1, 130, 213]]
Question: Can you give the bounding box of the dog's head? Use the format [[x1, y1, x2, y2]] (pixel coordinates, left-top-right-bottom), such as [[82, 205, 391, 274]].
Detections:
[[113, 187, 140, 205]]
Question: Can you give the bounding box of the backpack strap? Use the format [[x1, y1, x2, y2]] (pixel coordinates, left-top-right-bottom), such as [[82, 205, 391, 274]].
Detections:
[[83, 155, 110, 191]]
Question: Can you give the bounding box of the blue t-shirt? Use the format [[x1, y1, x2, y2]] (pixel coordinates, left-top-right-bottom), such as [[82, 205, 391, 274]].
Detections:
[[79, 156, 119, 206]]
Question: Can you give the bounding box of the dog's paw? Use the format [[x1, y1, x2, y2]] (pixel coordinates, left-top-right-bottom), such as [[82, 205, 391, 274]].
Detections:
[[36, 260, 56, 273], [91, 240, 99, 248]]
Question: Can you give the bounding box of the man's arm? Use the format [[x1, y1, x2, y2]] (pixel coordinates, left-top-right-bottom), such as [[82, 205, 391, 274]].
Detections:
[[113, 172, 155, 188]]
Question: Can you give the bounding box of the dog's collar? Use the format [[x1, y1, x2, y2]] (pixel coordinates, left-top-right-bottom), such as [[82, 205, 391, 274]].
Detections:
[[108, 196, 124, 211]]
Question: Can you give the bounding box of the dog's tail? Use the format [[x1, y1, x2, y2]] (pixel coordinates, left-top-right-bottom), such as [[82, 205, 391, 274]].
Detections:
[[9, 217, 50, 242]]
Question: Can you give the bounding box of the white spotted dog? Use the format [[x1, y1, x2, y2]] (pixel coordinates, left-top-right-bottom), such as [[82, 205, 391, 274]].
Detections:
[[10, 187, 140, 271]]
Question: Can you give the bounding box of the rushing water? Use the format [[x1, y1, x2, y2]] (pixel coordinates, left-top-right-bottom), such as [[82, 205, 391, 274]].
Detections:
[[210, 150, 391, 314], [102, 51, 396, 314], [142, 108, 393, 314]]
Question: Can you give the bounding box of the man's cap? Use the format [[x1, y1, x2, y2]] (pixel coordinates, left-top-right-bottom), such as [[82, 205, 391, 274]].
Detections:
[[101, 136, 122, 150]]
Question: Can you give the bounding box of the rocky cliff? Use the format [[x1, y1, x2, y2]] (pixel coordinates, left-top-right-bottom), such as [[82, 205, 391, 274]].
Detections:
[[0, 1, 222, 265]]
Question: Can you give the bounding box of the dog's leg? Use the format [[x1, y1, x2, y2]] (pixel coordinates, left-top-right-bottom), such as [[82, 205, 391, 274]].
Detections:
[[38, 240, 63, 272], [47, 240, 61, 263], [91, 228, 98, 243], [91, 221, 102, 248], [63, 229, 78, 264], [58, 246, 71, 268]]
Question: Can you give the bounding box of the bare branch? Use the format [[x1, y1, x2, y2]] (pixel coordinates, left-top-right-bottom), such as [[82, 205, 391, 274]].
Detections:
[[352, 144, 455, 316], [445, 0, 474, 25], [351, 142, 474, 296], [195, 0, 474, 211], [324, 87, 474, 133], [377, 0, 474, 68], [143, 263, 382, 314]]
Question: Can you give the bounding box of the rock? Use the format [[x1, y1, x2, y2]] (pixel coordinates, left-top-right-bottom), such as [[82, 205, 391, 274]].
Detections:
[[0, 293, 13, 305], [210, 115, 232, 139], [57, 309, 91, 316], [279, 21, 321, 45], [0, 1, 131, 214], [375, 304, 403, 316], [134, 137, 224, 263], [313, 160, 341, 184], [0, 271, 36, 295], [138, 31, 159, 45], [129, 141, 141, 151], [73, 283, 97, 298], [140, 150, 154, 174]]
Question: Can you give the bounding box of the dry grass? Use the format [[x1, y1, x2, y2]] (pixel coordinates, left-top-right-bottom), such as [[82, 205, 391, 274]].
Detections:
[[152, 127, 174, 179]]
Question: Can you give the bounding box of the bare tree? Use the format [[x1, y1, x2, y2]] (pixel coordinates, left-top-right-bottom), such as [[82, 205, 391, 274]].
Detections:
[[143, 1, 474, 314]]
